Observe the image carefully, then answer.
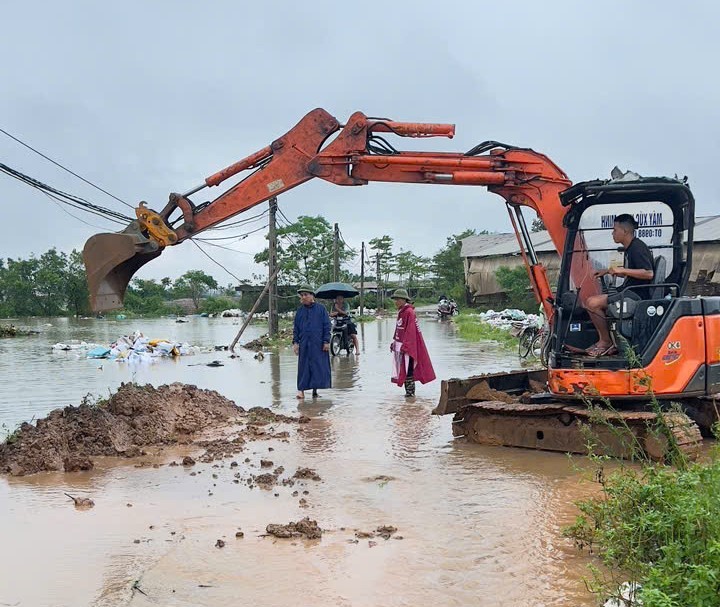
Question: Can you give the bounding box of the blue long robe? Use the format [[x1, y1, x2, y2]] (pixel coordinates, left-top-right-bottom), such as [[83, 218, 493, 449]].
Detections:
[[293, 302, 331, 391]]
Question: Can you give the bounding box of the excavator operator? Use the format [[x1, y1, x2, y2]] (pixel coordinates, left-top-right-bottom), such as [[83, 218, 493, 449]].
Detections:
[[584, 213, 654, 357]]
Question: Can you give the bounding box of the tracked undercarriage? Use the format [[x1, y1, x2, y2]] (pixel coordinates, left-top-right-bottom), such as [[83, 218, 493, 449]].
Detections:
[[433, 369, 714, 461]]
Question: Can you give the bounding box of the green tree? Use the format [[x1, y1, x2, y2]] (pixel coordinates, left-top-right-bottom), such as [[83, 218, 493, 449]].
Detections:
[[122, 278, 172, 315], [173, 270, 218, 311], [200, 296, 237, 314], [255, 215, 355, 287], [1, 257, 41, 316], [395, 249, 430, 289], [65, 250, 91, 317], [432, 229, 478, 299], [35, 248, 68, 316], [495, 266, 536, 311], [531, 216, 546, 232], [368, 235, 395, 285]]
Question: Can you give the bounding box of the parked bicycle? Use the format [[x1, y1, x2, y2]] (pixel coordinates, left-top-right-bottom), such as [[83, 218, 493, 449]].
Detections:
[[516, 321, 549, 366]]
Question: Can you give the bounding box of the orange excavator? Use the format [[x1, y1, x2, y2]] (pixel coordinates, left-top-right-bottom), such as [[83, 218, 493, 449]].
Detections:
[[82, 108, 719, 459]]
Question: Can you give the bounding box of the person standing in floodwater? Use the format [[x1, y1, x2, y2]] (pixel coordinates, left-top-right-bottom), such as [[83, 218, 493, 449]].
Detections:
[[390, 288, 436, 397], [292, 285, 331, 399]]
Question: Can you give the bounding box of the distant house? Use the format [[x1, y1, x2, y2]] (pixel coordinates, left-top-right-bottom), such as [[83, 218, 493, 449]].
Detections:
[[461, 216, 720, 304], [460, 232, 559, 306]]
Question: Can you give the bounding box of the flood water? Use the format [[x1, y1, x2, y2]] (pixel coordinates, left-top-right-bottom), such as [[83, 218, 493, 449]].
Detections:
[[0, 315, 599, 606]]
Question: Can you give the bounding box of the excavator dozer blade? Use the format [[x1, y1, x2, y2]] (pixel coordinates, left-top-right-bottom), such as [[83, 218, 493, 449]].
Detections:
[[83, 228, 162, 312]]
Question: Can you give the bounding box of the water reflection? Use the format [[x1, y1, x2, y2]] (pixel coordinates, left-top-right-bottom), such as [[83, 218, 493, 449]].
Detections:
[[329, 355, 360, 390], [389, 400, 435, 460], [295, 412, 337, 453], [269, 350, 282, 407]]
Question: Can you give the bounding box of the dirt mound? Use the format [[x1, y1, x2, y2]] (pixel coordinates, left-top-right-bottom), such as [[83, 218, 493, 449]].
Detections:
[[266, 517, 322, 540], [0, 383, 244, 476], [465, 381, 516, 404], [246, 407, 299, 425], [243, 328, 292, 351]]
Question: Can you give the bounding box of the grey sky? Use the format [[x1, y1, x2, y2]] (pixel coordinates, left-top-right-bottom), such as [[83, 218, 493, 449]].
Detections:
[[2, 0, 719, 285]]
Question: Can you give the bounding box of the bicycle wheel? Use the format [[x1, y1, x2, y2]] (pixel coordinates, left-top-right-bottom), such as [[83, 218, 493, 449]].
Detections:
[[330, 334, 342, 356], [346, 337, 354, 356], [518, 329, 535, 358], [530, 332, 544, 361]]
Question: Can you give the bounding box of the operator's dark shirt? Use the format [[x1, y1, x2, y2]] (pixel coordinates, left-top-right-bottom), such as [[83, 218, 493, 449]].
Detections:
[[621, 237, 654, 298]]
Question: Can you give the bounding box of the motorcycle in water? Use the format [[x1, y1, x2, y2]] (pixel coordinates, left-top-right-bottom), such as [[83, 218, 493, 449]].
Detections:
[[437, 298, 458, 320], [330, 316, 355, 356]]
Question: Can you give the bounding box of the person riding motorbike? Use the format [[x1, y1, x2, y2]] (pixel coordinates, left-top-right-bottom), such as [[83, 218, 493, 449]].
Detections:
[[329, 295, 360, 352]]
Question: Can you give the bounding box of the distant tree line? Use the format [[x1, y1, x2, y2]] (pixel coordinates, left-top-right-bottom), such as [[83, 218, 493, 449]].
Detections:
[[1, 218, 481, 318], [0, 249, 235, 318], [254, 215, 477, 304]]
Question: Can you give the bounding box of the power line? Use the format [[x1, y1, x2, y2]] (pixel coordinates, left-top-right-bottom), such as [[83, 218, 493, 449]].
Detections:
[[190, 239, 245, 283], [41, 190, 123, 230], [206, 208, 269, 231], [187, 238, 256, 255], [195, 223, 267, 242], [0, 127, 133, 209], [0, 162, 132, 224], [277, 208, 294, 226]]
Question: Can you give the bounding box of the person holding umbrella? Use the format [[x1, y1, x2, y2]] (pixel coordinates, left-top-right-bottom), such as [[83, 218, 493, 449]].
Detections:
[[330, 294, 359, 353], [292, 285, 331, 399], [390, 289, 436, 397]]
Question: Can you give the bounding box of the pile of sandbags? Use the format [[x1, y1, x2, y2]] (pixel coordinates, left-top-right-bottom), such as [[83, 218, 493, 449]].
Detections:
[[52, 330, 200, 363], [477, 309, 543, 331]]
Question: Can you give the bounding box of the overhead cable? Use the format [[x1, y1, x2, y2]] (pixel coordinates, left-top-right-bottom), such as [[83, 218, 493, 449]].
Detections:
[[0, 127, 133, 209]]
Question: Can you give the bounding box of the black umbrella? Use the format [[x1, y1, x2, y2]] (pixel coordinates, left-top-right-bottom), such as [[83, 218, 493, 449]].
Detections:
[[314, 281, 359, 299]]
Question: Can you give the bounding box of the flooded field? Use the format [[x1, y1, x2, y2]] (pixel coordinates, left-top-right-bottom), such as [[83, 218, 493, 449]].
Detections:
[[0, 316, 598, 606]]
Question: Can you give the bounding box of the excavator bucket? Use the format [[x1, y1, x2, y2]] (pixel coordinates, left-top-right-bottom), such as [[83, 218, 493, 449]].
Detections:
[[82, 223, 162, 312]]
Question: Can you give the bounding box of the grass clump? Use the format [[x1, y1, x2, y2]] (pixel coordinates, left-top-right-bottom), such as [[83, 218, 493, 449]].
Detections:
[[454, 312, 516, 347], [566, 450, 720, 606], [566, 379, 720, 606]]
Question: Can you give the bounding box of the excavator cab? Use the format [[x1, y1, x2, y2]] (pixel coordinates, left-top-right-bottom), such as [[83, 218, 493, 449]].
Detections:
[[546, 175, 709, 397]]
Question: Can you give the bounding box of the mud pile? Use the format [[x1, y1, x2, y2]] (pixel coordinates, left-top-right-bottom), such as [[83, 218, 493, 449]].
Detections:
[[0, 383, 244, 476], [266, 517, 322, 540], [465, 381, 516, 404], [242, 328, 292, 351]]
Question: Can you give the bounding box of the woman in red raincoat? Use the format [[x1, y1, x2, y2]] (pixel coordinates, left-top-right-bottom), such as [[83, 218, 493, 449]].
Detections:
[[390, 289, 436, 397]]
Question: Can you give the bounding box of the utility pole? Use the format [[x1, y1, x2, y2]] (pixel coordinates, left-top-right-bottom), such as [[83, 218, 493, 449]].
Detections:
[[333, 222, 340, 282], [268, 197, 279, 336], [360, 241, 365, 316], [376, 252, 382, 311]]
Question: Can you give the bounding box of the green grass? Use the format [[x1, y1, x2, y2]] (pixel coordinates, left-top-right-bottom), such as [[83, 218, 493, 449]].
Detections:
[[454, 312, 517, 347], [566, 449, 720, 606]]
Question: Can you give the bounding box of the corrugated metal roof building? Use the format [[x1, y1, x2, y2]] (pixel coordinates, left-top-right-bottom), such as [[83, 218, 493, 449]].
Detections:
[[461, 216, 720, 303]]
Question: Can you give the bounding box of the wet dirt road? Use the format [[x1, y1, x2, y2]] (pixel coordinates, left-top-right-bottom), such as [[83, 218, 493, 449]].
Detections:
[[0, 316, 597, 606]]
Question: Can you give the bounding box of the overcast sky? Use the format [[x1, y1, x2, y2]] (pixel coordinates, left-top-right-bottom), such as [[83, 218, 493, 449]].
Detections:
[[2, 0, 719, 285]]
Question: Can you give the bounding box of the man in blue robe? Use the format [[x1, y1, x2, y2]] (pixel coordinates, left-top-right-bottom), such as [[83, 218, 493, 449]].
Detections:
[[292, 285, 331, 399]]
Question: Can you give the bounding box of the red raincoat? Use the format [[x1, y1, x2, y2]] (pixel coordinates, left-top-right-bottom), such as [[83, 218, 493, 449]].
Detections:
[[391, 303, 436, 386]]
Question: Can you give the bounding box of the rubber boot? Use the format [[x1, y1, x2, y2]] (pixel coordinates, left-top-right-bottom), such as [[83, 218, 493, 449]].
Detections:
[[404, 377, 415, 397]]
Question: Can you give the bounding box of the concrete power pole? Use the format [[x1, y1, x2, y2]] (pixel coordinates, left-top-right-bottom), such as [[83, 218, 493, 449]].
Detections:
[[333, 223, 340, 282], [268, 197, 279, 336], [376, 252, 382, 311], [360, 241, 365, 316]]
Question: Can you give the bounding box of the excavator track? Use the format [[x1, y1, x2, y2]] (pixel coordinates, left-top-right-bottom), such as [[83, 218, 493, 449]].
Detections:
[[435, 369, 704, 461], [451, 401, 702, 461]]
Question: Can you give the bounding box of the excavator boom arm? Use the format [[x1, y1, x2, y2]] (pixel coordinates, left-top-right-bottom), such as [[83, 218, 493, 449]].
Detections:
[[83, 108, 571, 312]]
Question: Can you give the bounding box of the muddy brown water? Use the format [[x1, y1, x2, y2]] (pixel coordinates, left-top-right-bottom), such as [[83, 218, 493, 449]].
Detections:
[[0, 315, 599, 606]]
